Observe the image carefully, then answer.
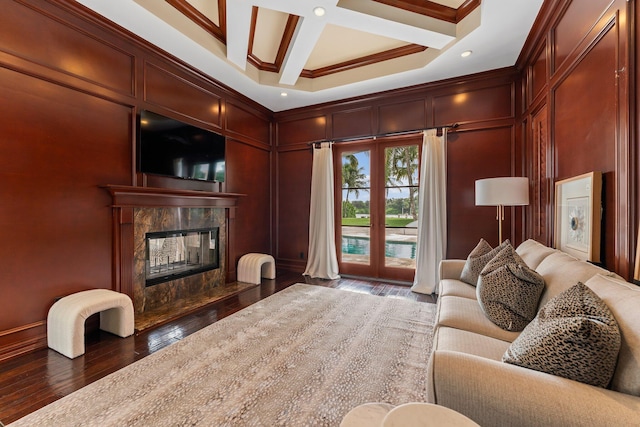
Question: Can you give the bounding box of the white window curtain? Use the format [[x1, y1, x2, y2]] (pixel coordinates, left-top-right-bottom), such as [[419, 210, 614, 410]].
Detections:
[[303, 142, 340, 279], [411, 129, 447, 294]]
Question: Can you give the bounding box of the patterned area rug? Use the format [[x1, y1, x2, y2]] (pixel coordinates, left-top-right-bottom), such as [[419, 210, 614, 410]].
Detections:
[[10, 284, 436, 427]]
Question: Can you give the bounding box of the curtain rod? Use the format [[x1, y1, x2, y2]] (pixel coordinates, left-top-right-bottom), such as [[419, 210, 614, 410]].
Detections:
[[308, 123, 458, 146]]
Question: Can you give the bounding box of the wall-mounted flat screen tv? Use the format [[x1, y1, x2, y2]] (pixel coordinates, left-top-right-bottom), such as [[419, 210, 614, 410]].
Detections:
[[138, 110, 225, 182]]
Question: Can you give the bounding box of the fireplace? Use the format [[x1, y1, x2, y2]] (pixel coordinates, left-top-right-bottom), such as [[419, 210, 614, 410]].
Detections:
[[132, 206, 227, 318], [104, 185, 246, 330], [145, 227, 219, 287]]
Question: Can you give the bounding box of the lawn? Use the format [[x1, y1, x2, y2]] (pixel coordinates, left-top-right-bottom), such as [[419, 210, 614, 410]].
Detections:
[[341, 217, 415, 227]]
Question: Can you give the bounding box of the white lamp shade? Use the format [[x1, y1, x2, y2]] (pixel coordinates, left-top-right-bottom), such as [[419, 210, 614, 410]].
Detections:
[[475, 177, 529, 206]]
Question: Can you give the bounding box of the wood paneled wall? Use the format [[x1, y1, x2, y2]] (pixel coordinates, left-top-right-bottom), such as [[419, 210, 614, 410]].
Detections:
[[274, 0, 638, 280], [274, 69, 522, 271], [519, 0, 633, 277], [0, 0, 272, 360], [1, 0, 637, 362]]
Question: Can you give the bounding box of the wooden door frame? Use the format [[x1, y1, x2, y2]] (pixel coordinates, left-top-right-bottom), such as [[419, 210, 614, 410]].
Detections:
[[334, 135, 422, 282], [334, 141, 380, 278]]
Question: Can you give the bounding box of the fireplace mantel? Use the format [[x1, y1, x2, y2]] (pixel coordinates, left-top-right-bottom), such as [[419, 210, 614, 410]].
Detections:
[[103, 185, 244, 208]]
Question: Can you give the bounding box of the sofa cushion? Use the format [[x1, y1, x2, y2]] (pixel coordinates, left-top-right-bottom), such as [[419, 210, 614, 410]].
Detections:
[[439, 279, 477, 300], [460, 239, 510, 286], [438, 259, 466, 281], [436, 295, 520, 342], [477, 245, 545, 331], [515, 239, 556, 269], [585, 274, 640, 396], [434, 326, 511, 361], [534, 251, 612, 308], [503, 282, 621, 388]]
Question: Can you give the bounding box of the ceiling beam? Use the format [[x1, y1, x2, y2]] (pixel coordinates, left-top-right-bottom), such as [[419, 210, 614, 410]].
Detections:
[[279, 16, 327, 85], [226, 1, 254, 70], [336, 0, 456, 48], [227, 0, 461, 84]]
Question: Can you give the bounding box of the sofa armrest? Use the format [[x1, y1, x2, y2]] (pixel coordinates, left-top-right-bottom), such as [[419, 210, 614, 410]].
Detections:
[[428, 350, 640, 427], [438, 259, 466, 281]]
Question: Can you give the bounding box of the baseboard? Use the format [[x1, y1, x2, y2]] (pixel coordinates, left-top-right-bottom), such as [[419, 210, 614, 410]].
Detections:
[[0, 322, 47, 362], [275, 258, 306, 273]]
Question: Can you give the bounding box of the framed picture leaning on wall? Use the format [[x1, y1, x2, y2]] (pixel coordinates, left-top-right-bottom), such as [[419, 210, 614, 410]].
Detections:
[[554, 171, 602, 262]]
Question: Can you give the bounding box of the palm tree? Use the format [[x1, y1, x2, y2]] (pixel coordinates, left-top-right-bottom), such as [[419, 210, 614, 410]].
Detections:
[[385, 146, 419, 220], [342, 154, 367, 202]]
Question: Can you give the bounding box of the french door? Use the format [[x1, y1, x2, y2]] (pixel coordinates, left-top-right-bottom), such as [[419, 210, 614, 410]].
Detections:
[[335, 136, 421, 282]]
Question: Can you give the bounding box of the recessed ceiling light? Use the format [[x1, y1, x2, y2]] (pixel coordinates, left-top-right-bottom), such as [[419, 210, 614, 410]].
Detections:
[[313, 7, 326, 17], [461, 50, 473, 58], [280, 92, 288, 97]]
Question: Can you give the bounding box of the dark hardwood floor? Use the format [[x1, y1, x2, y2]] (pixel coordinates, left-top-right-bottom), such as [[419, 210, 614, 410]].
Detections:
[[0, 271, 436, 424]]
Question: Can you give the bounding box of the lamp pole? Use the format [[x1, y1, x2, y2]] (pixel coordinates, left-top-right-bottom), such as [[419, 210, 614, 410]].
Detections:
[[497, 204, 505, 243]]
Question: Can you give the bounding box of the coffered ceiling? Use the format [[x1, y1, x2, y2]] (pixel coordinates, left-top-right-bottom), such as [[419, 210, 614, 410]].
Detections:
[[75, 0, 544, 111]]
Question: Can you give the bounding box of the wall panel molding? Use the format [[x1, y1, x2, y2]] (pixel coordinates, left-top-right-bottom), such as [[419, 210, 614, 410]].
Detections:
[[332, 107, 374, 139], [275, 69, 521, 263], [518, 0, 633, 277], [530, 105, 550, 245], [277, 115, 328, 146], [551, 0, 615, 74], [377, 99, 426, 134], [143, 61, 223, 129], [2, 0, 136, 96], [225, 100, 272, 146], [0, 0, 274, 360]]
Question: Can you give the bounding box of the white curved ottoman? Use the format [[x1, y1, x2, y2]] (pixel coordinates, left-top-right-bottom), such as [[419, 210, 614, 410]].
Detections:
[[237, 253, 276, 284], [47, 289, 134, 359]]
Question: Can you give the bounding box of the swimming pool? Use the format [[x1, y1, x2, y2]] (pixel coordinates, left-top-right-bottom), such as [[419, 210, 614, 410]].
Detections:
[[342, 236, 416, 259]]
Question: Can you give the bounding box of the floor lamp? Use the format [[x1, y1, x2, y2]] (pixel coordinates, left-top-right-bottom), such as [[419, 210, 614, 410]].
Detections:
[[475, 177, 529, 243]]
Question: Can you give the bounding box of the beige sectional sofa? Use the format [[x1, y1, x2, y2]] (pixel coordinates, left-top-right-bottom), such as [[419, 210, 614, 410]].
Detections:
[[427, 239, 640, 426]]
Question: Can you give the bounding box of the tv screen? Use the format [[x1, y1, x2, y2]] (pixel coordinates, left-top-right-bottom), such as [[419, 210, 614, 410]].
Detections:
[[138, 110, 225, 182]]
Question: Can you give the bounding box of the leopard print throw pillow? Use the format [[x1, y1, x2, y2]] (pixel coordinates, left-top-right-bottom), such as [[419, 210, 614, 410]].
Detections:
[[460, 239, 511, 286], [477, 244, 544, 331], [503, 282, 621, 388]]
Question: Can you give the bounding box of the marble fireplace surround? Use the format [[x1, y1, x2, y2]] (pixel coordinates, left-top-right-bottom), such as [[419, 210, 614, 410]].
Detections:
[[104, 185, 250, 330]]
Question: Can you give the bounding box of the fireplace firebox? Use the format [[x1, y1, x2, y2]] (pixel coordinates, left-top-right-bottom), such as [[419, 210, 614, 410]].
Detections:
[[145, 228, 219, 286]]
